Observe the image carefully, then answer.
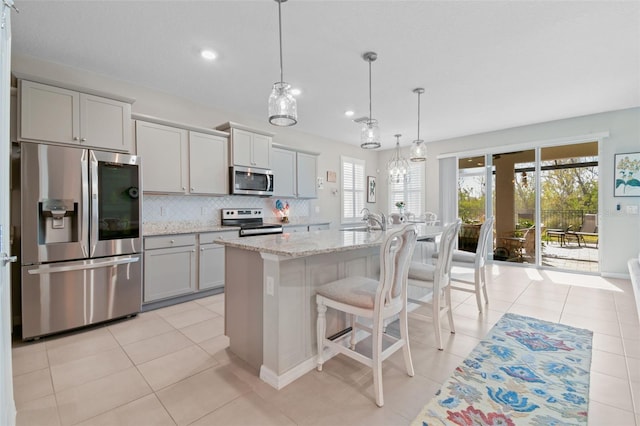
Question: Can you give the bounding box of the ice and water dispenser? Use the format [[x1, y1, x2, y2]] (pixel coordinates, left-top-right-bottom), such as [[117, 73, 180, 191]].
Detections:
[[38, 199, 79, 244]]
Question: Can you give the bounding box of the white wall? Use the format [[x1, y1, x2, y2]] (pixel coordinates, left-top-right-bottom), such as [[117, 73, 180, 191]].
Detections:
[[11, 54, 381, 229], [422, 107, 640, 275]]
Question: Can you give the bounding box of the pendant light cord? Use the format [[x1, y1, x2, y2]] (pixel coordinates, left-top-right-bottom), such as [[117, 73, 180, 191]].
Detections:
[[278, 0, 284, 83], [417, 90, 421, 141], [368, 59, 372, 122]]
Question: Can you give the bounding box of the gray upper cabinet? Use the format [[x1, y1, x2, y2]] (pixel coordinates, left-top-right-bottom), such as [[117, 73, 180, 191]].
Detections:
[[19, 79, 133, 152], [188, 131, 227, 195], [136, 120, 189, 193], [296, 151, 318, 199], [271, 144, 318, 199], [272, 147, 296, 197], [135, 116, 229, 195], [216, 122, 274, 169]]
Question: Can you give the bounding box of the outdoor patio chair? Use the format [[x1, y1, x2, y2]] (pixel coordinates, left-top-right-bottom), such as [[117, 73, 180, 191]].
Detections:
[[567, 214, 598, 248]]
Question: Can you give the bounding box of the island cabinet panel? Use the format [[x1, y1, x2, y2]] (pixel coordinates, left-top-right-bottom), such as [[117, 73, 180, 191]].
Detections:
[[144, 236, 197, 302], [19, 79, 132, 152], [225, 243, 380, 386], [225, 247, 264, 372]]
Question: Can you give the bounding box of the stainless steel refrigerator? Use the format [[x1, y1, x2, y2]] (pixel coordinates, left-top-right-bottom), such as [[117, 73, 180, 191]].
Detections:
[[13, 142, 142, 340]]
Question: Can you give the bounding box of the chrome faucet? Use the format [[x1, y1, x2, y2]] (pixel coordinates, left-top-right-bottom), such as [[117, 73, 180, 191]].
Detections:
[[367, 212, 387, 231]]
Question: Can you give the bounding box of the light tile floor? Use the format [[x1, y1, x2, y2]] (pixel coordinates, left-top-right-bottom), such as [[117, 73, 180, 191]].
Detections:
[[12, 264, 640, 425]]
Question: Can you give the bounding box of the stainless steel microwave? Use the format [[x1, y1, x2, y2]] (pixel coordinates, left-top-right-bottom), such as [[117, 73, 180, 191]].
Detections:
[[230, 166, 274, 196]]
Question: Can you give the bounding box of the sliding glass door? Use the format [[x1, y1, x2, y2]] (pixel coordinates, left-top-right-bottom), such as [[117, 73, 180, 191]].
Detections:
[[457, 141, 599, 272]]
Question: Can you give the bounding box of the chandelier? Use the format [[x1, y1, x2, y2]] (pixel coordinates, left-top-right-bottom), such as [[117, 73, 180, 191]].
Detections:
[[388, 134, 410, 184], [360, 51, 380, 149], [268, 0, 297, 126], [409, 87, 426, 161]]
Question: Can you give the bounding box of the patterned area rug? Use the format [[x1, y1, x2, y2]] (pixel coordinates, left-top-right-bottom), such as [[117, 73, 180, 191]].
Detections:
[[412, 313, 593, 425]]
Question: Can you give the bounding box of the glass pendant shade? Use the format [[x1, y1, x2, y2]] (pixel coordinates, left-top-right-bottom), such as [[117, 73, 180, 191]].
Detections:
[[410, 139, 426, 162], [387, 134, 410, 184], [268, 82, 297, 126], [268, 0, 297, 127], [409, 87, 426, 161], [360, 119, 381, 149]]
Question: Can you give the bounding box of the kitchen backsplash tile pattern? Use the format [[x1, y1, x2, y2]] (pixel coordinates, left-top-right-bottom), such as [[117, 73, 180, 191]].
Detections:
[[143, 195, 310, 226]]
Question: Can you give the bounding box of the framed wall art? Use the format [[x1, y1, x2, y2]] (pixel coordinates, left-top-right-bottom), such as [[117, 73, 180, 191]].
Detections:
[[614, 152, 640, 197], [367, 176, 376, 203]]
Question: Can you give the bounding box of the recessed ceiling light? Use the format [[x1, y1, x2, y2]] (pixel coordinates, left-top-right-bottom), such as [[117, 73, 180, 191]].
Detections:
[[344, 110, 355, 117], [200, 49, 217, 60], [290, 88, 301, 96]]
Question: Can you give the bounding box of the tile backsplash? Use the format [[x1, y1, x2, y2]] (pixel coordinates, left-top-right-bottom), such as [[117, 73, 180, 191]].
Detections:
[[143, 194, 310, 226]]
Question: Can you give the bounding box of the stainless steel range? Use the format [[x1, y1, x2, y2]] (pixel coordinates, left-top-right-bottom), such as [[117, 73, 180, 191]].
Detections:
[[221, 208, 283, 237]]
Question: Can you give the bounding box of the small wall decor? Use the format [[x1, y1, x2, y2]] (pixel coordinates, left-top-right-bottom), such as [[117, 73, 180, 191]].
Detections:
[[367, 176, 377, 203], [614, 152, 640, 197], [326, 170, 337, 183]]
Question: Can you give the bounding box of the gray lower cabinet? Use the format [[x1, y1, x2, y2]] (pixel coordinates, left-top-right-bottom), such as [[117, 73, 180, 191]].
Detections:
[[144, 235, 197, 302], [199, 231, 237, 291], [144, 231, 236, 304]]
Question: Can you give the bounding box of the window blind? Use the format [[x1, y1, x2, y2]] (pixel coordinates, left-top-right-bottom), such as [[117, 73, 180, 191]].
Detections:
[[342, 156, 365, 223], [389, 162, 425, 216]]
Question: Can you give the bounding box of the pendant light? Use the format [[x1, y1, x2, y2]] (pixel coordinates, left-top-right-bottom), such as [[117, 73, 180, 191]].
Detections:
[[409, 87, 426, 162], [388, 134, 410, 184], [268, 0, 297, 126], [360, 51, 380, 149]]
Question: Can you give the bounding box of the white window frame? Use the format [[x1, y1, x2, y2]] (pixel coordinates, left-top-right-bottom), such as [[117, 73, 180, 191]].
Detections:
[[341, 155, 366, 224], [388, 162, 425, 217]]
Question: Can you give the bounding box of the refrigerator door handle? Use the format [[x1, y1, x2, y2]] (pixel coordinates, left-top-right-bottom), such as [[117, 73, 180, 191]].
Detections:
[[89, 150, 98, 257], [27, 255, 140, 275]]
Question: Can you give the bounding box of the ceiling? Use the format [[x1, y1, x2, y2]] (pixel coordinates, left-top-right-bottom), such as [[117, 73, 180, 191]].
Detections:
[[10, 1, 640, 150]]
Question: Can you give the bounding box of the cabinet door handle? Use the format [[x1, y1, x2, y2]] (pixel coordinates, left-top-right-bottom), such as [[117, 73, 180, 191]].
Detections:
[[192, 249, 196, 253], [73, 137, 80, 141], [182, 187, 186, 190], [200, 248, 205, 251], [170, 239, 175, 244], [190, 187, 194, 191], [81, 138, 87, 142]]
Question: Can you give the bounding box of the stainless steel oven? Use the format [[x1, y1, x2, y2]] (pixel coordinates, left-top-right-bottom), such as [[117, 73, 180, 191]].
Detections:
[[230, 166, 274, 196], [13, 142, 142, 339]]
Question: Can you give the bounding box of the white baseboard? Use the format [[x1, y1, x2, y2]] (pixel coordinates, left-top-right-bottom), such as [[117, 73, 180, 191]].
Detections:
[[259, 329, 370, 390], [601, 271, 631, 280]]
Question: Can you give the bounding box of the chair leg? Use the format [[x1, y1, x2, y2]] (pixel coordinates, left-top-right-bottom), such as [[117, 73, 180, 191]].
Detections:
[[372, 319, 384, 407], [480, 266, 489, 308], [474, 268, 483, 313], [316, 299, 327, 372], [445, 287, 455, 335], [432, 293, 443, 350], [349, 314, 357, 350], [399, 307, 414, 377]]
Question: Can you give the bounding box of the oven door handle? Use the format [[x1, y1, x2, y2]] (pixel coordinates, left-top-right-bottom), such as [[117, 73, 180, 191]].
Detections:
[[27, 256, 140, 275]]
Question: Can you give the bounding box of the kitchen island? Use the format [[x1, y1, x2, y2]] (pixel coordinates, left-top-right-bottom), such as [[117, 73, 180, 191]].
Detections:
[[217, 225, 442, 389]]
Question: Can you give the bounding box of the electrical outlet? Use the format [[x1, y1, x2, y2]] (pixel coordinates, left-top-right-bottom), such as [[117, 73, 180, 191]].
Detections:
[[266, 277, 275, 296], [160, 206, 167, 216], [317, 176, 324, 189], [315, 206, 320, 213], [627, 205, 639, 215]]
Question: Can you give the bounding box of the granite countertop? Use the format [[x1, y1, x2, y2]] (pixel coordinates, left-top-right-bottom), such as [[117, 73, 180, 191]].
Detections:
[[143, 222, 239, 236], [143, 218, 332, 237], [216, 224, 442, 258]]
